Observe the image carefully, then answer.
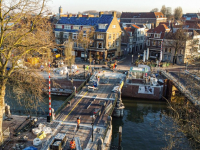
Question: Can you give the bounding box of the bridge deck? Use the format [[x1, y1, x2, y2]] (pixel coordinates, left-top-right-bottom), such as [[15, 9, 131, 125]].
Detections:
[[41, 70, 125, 150]]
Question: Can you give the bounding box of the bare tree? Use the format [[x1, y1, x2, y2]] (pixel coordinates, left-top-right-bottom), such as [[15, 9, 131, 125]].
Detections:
[[77, 27, 95, 61], [63, 38, 75, 72], [174, 7, 183, 20], [150, 8, 159, 12], [0, 0, 53, 143], [164, 29, 188, 65], [160, 5, 167, 16], [166, 7, 172, 17]]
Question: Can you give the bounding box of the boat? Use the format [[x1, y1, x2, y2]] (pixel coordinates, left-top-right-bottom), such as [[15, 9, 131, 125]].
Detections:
[[121, 65, 165, 100]]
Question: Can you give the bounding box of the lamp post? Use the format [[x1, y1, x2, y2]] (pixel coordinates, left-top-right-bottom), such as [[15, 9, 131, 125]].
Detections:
[[138, 54, 140, 66], [132, 55, 134, 64]]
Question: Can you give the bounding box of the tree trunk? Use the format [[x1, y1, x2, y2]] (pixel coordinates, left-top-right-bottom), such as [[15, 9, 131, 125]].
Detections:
[[0, 81, 6, 145]]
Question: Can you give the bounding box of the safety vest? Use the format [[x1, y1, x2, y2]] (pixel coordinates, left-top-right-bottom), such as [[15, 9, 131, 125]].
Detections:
[[77, 119, 80, 124], [70, 141, 76, 149]]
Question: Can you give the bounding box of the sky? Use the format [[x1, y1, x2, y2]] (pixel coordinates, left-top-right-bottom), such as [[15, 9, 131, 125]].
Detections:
[[50, 0, 200, 14]]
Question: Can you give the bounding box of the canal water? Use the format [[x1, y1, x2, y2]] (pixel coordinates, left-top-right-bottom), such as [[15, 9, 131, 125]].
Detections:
[[111, 98, 191, 150], [6, 93, 192, 149]]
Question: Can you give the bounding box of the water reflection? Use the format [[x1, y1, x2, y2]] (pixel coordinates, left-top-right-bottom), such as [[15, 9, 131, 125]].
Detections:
[[111, 98, 191, 150], [5, 88, 67, 116]]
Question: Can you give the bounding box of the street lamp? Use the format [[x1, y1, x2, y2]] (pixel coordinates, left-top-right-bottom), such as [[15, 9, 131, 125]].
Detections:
[[132, 55, 134, 64], [138, 54, 140, 66]]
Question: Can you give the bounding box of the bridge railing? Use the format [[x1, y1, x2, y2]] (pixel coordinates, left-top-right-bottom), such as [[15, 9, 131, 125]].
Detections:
[[161, 70, 200, 105], [55, 77, 90, 117]]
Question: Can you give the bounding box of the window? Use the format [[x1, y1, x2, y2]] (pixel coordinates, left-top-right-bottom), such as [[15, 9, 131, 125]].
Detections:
[[165, 48, 167, 52], [63, 32, 69, 39], [108, 42, 111, 47], [113, 34, 115, 40], [64, 25, 71, 29], [130, 38, 133, 42], [180, 50, 182, 54], [179, 56, 183, 62], [55, 32, 59, 38], [147, 40, 150, 46], [99, 24, 106, 29], [168, 48, 171, 53], [122, 32, 124, 36], [168, 55, 171, 61], [74, 42, 77, 47], [152, 40, 156, 46], [73, 26, 79, 30], [155, 34, 160, 38], [108, 34, 111, 39], [116, 41, 119, 47], [164, 54, 168, 61], [113, 41, 115, 47], [158, 41, 161, 47], [117, 33, 119, 38], [97, 42, 103, 48], [56, 25, 62, 29], [72, 33, 78, 39], [147, 33, 151, 37], [112, 25, 116, 28], [97, 34, 104, 39]]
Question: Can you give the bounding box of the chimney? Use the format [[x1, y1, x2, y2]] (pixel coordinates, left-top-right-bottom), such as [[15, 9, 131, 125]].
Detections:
[[68, 14, 72, 18], [99, 11, 104, 17], [112, 11, 116, 17], [77, 14, 82, 18]]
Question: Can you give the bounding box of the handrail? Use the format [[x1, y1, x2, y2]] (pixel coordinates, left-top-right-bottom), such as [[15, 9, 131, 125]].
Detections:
[[161, 70, 199, 105]]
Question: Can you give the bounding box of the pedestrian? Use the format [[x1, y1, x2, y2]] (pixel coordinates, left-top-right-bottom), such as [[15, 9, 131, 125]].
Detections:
[[77, 117, 80, 131], [40, 65, 44, 71], [70, 139, 76, 150]]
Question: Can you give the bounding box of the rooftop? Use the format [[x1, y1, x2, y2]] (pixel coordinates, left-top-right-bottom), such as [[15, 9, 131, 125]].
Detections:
[[56, 14, 114, 32], [121, 12, 165, 19]]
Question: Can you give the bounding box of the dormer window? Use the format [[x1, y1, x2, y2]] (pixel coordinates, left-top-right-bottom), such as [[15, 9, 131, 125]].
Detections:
[[99, 24, 107, 29], [73, 26, 79, 30], [64, 25, 71, 30], [56, 25, 62, 29]]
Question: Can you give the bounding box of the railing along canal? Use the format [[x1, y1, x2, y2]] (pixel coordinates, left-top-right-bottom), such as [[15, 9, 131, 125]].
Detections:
[[161, 70, 200, 106]]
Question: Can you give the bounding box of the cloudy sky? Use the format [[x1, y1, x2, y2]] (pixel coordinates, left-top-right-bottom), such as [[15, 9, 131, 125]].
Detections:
[[50, 0, 200, 14]]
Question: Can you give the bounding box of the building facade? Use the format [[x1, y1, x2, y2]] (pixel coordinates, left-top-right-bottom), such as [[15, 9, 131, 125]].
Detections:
[[146, 24, 170, 60], [120, 12, 167, 28], [54, 11, 122, 61], [121, 24, 146, 55], [162, 31, 200, 64]]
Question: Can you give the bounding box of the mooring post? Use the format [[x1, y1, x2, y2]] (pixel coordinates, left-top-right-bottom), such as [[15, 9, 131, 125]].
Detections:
[[118, 126, 122, 150]]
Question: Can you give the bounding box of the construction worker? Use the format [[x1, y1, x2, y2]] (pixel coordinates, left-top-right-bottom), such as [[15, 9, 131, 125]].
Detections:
[[77, 117, 80, 131], [70, 139, 76, 150]]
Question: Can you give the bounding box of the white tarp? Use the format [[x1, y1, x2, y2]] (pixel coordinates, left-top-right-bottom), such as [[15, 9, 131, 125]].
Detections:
[[138, 86, 154, 94]]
